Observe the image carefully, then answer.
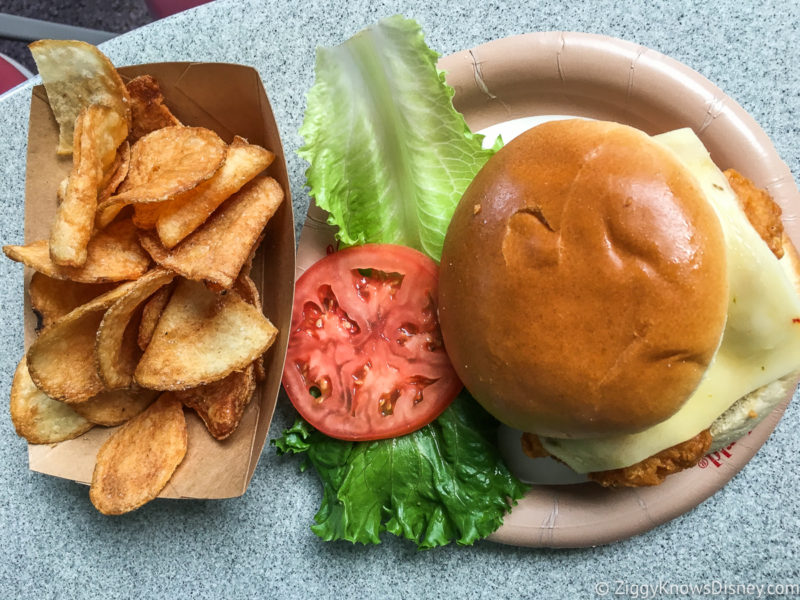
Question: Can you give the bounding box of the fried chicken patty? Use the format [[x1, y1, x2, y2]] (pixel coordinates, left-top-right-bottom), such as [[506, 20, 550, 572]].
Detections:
[[519, 171, 784, 486], [588, 429, 712, 487], [724, 169, 784, 258], [520, 430, 712, 486]]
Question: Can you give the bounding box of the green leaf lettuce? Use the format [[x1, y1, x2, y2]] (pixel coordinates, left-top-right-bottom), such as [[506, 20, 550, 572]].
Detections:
[[298, 15, 498, 261], [274, 393, 528, 549]]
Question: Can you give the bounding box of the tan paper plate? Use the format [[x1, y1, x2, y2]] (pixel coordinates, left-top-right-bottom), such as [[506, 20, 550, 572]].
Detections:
[[295, 32, 799, 547]]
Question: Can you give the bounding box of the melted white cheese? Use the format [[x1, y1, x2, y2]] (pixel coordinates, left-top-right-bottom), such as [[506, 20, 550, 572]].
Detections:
[[540, 128, 800, 473]]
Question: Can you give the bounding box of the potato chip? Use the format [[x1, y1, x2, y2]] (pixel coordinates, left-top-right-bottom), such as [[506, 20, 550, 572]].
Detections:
[[132, 202, 165, 229], [137, 282, 173, 351], [50, 104, 128, 266], [253, 353, 267, 384], [29, 40, 130, 155], [97, 141, 131, 204], [239, 232, 263, 280], [156, 136, 275, 248], [4, 219, 151, 283], [126, 74, 182, 144], [176, 364, 256, 440], [96, 268, 175, 389], [95, 126, 227, 228], [29, 272, 117, 328], [10, 357, 94, 444], [139, 175, 284, 289], [135, 278, 278, 389], [57, 177, 68, 204], [90, 393, 187, 515], [233, 273, 261, 309], [27, 281, 134, 404], [233, 273, 266, 382], [136, 137, 269, 241], [73, 387, 158, 427]]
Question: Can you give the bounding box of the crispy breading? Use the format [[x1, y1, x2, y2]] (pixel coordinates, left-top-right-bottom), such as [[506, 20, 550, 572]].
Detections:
[[725, 169, 784, 258], [521, 431, 550, 459], [521, 429, 712, 486], [588, 429, 712, 487]]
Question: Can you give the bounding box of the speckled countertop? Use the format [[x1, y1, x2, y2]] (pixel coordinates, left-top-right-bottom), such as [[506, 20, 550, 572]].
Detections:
[[1, 1, 799, 598]]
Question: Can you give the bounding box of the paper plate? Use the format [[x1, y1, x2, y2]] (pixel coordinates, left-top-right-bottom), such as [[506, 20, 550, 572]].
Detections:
[[294, 32, 799, 548], [438, 31, 800, 548]]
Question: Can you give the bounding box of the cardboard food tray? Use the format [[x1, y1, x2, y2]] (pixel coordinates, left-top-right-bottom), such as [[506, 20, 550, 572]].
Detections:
[[22, 62, 295, 499], [295, 32, 800, 547]]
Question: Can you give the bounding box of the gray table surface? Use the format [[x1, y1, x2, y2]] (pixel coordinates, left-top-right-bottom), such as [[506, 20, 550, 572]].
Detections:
[[1, 1, 799, 598]]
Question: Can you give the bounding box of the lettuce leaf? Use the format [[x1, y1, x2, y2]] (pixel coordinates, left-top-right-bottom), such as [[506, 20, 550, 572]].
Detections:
[[285, 15, 521, 550], [274, 393, 527, 549], [298, 15, 498, 261]]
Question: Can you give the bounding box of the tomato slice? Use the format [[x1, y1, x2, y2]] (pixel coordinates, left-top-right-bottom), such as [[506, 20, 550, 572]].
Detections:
[[283, 243, 462, 441]]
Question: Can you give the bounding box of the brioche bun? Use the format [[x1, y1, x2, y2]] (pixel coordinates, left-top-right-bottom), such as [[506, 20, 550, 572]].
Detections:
[[438, 119, 729, 438]]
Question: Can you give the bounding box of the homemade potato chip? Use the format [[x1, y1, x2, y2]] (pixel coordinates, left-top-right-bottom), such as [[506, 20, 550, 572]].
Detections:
[[29, 272, 117, 328], [233, 273, 261, 309], [139, 175, 284, 289], [239, 232, 263, 280], [96, 268, 175, 389], [156, 136, 275, 248], [233, 273, 267, 382], [29, 40, 130, 155], [73, 387, 159, 427], [57, 177, 68, 204], [176, 364, 256, 440], [129, 137, 270, 234], [171, 265, 262, 439], [132, 202, 165, 229], [50, 104, 128, 266], [4, 219, 151, 283], [90, 393, 187, 515], [27, 281, 134, 404], [137, 282, 173, 351], [96, 126, 227, 227], [135, 278, 278, 389], [10, 357, 94, 444], [97, 141, 131, 204], [8, 43, 286, 515], [126, 74, 182, 143]]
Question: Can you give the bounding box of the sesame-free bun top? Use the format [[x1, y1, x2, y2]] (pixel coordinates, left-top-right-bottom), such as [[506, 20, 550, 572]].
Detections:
[[438, 119, 729, 438]]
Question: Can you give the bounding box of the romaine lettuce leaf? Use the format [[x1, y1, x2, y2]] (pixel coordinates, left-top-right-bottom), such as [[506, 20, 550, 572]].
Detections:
[[274, 393, 527, 549], [298, 15, 498, 261]]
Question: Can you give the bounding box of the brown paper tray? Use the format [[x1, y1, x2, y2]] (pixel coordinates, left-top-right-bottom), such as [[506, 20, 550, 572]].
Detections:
[[21, 62, 295, 500]]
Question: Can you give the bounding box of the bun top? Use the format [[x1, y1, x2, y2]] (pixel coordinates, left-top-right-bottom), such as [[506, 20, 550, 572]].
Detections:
[[438, 119, 729, 438]]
